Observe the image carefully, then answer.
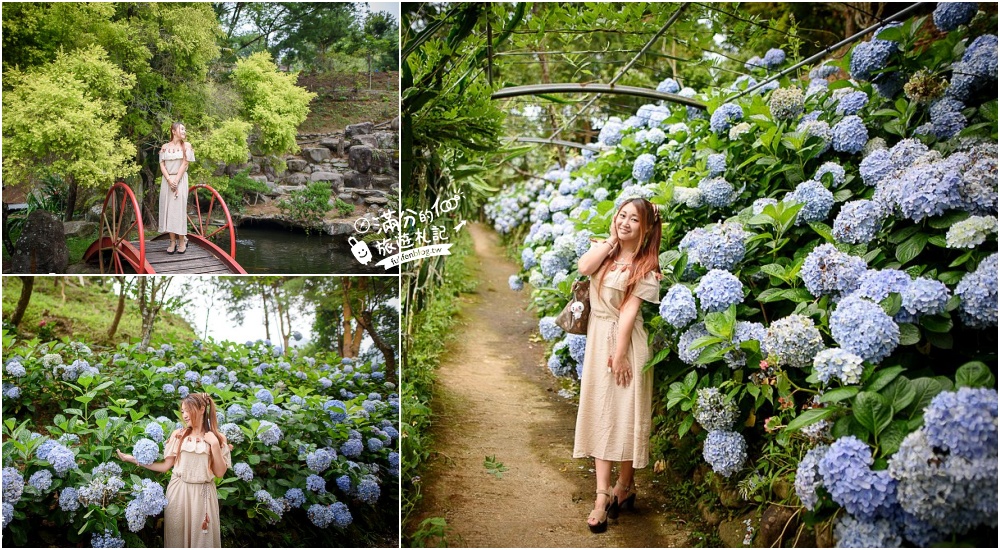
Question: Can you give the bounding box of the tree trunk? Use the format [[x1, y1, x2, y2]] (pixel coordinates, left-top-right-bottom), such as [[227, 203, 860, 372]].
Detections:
[[341, 277, 359, 358], [64, 174, 78, 221], [10, 276, 35, 328], [2, 202, 15, 256], [357, 310, 397, 378], [260, 285, 271, 340], [137, 277, 171, 349], [107, 276, 127, 340]]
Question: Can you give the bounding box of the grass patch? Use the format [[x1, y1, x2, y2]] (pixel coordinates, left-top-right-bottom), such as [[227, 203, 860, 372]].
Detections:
[[1, 277, 196, 347], [401, 229, 477, 535]]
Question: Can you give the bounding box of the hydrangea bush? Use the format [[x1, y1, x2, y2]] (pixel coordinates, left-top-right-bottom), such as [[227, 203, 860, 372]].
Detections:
[[1, 335, 399, 547], [485, 10, 997, 546]]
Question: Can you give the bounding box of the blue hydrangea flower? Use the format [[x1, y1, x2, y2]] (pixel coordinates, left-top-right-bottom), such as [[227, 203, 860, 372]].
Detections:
[[43, 442, 76, 477], [751, 198, 778, 216], [786, 180, 834, 224], [933, 2, 978, 31], [124, 478, 168, 532], [257, 421, 283, 446], [690, 222, 747, 271], [830, 295, 900, 363], [706, 153, 726, 177], [2, 501, 12, 529], [695, 270, 744, 313], [896, 154, 964, 222], [901, 278, 950, 317], [836, 90, 869, 115], [3, 467, 24, 505], [234, 462, 253, 482], [508, 275, 523, 291], [923, 387, 997, 459], [307, 503, 337, 527], [834, 515, 902, 548], [801, 244, 867, 298], [283, 488, 305, 509], [794, 444, 829, 511], [3, 384, 20, 400], [819, 436, 896, 520], [59, 486, 80, 512], [956, 252, 999, 327], [832, 115, 868, 153], [367, 438, 383, 452], [656, 78, 680, 94], [357, 477, 380, 505], [930, 97, 967, 139], [306, 474, 326, 493], [697, 177, 735, 208], [632, 153, 656, 183], [250, 402, 267, 418], [659, 285, 697, 329], [853, 268, 911, 302], [813, 348, 864, 385], [132, 438, 159, 466], [763, 48, 786, 68], [677, 323, 710, 365], [797, 120, 832, 153], [4, 360, 25, 378], [815, 161, 846, 186], [834, 200, 883, 244], [521, 247, 537, 269], [255, 389, 274, 405], [538, 316, 563, 341], [763, 315, 824, 368], [27, 469, 53, 492], [330, 501, 353, 528], [564, 334, 587, 366], [598, 117, 623, 146], [340, 438, 363, 458], [645, 128, 666, 145], [850, 36, 898, 81], [91, 529, 126, 548], [702, 430, 747, 477], [226, 404, 246, 422], [177, 385, 189, 398], [745, 56, 763, 71], [694, 388, 738, 431], [709, 103, 744, 134]]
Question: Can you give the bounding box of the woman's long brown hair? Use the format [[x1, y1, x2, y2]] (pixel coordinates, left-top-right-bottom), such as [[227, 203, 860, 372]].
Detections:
[[170, 122, 185, 149], [594, 198, 663, 307], [174, 393, 228, 470]]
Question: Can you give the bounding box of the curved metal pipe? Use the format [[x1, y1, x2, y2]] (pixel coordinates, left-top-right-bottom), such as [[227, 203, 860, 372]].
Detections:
[[510, 137, 601, 151], [492, 83, 706, 109]]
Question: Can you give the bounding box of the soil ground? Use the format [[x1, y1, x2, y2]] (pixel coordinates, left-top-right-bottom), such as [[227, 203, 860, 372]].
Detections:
[[408, 223, 695, 548], [296, 71, 398, 134]]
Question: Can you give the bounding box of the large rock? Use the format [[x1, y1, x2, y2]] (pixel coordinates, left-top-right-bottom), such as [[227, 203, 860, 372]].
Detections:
[[323, 222, 354, 236], [352, 135, 379, 148], [718, 512, 758, 548], [364, 196, 390, 206], [250, 175, 269, 185], [349, 145, 375, 174], [345, 122, 374, 138], [369, 174, 397, 190], [286, 158, 309, 172], [757, 505, 797, 548], [11, 210, 69, 273], [374, 131, 397, 150], [85, 205, 104, 223], [311, 171, 344, 188], [390, 117, 400, 131], [302, 147, 331, 163], [280, 173, 310, 186], [63, 221, 98, 238]]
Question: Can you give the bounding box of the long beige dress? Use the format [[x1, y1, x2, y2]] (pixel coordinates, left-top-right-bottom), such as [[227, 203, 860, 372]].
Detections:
[[163, 434, 231, 548], [573, 266, 660, 469], [158, 145, 194, 235]]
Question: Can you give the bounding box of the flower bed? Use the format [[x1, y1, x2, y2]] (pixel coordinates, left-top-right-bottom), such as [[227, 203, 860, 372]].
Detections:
[[1, 334, 399, 547], [487, 7, 997, 547]]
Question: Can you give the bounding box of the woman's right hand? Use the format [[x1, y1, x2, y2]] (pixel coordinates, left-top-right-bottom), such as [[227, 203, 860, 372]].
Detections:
[[116, 449, 136, 465]]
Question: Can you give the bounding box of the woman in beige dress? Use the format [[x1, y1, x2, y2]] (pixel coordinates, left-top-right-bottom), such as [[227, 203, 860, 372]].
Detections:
[[159, 122, 195, 254], [574, 197, 662, 533], [118, 393, 231, 547]]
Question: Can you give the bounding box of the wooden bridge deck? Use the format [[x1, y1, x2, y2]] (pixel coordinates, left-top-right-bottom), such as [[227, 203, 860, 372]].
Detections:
[[140, 237, 237, 274]]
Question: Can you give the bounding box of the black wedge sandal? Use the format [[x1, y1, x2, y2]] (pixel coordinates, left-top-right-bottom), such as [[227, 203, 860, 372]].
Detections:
[[587, 489, 612, 533], [609, 480, 636, 519]]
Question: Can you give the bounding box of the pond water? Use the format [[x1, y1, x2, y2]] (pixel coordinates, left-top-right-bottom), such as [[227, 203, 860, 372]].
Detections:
[[232, 223, 395, 275]]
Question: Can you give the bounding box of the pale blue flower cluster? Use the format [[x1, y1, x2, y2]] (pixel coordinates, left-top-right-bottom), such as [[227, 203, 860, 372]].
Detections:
[[923, 387, 997, 458], [801, 244, 867, 298], [813, 348, 864, 385], [695, 270, 743, 313], [797, 120, 832, 153], [860, 149, 892, 185], [834, 515, 902, 548], [763, 48, 785, 68], [3, 467, 24, 505], [853, 268, 910, 302], [59, 486, 80, 512], [694, 388, 737, 431], [284, 487, 306, 508], [255, 388, 274, 404], [894, 153, 965, 222], [709, 103, 744, 134], [819, 436, 896, 520], [659, 285, 697, 329], [785, 180, 834, 224], [28, 469, 53, 492], [794, 444, 829, 511], [901, 278, 950, 317], [46, 443, 78, 476], [564, 334, 587, 366], [91, 529, 126, 548], [702, 430, 747, 477], [810, 64, 839, 80], [3, 383, 20, 399], [930, 97, 967, 138], [835, 90, 869, 115], [832, 115, 868, 153], [132, 438, 159, 466], [340, 438, 363, 458], [4, 360, 25, 378], [598, 117, 624, 146], [933, 2, 978, 31], [508, 275, 523, 291], [751, 198, 777, 215], [769, 87, 804, 120], [656, 78, 680, 94], [124, 478, 167, 532], [850, 33, 898, 81], [697, 177, 735, 207], [305, 474, 326, 493], [763, 314, 824, 368], [677, 323, 709, 365], [948, 34, 998, 101], [632, 153, 656, 182], [251, 402, 268, 418], [706, 153, 726, 177], [814, 161, 846, 186], [833, 200, 882, 244], [357, 477, 380, 504], [234, 462, 253, 482], [538, 317, 563, 341], [257, 421, 283, 446], [830, 295, 900, 363], [955, 253, 998, 327]]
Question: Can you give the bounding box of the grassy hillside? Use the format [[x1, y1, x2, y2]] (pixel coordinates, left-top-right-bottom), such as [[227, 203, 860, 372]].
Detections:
[[2, 277, 196, 347], [297, 71, 398, 133]]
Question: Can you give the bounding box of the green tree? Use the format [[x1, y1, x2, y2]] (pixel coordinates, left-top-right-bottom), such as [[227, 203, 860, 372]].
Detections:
[[231, 51, 317, 157], [2, 45, 138, 220]]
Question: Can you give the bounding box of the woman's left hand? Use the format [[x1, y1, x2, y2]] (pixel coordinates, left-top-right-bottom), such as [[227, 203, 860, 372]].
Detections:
[[204, 431, 219, 448], [609, 355, 632, 388]]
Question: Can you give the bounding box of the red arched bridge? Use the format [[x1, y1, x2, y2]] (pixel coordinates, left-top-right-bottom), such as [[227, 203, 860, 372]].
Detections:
[[83, 182, 247, 274]]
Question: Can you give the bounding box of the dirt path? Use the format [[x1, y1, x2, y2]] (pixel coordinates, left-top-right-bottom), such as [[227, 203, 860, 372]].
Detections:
[[409, 223, 693, 548]]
